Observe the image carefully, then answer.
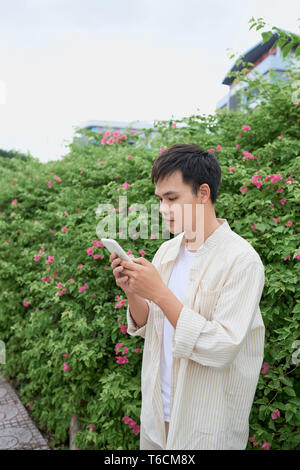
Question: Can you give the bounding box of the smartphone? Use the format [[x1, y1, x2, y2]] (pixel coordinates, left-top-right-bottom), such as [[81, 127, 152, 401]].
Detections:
[[101, 238, 134, 262]]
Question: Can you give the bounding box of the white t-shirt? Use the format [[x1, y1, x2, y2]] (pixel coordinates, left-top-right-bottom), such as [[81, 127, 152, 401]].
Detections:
[[160, 241, 203, 422]]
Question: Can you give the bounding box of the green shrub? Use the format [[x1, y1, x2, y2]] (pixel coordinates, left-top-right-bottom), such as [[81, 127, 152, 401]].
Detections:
[[0, 46, 299, 451]]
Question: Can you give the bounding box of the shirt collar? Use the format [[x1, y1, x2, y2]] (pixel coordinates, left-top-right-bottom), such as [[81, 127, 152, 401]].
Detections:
[[160, 218, 231, 265]]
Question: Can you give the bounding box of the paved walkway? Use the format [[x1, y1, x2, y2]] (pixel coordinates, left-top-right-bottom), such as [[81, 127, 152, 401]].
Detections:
[[0, 373, 50, 450]]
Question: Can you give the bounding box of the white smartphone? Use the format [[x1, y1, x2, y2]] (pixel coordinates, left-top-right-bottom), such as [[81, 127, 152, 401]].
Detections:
[[101, 238, 134, 262]]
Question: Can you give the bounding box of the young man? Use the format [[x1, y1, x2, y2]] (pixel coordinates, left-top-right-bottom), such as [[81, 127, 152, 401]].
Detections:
[[110, 143, 265, 450]]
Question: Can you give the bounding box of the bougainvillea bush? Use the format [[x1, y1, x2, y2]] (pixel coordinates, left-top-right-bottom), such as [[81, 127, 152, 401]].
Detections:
[[0, 56, 299, 449]]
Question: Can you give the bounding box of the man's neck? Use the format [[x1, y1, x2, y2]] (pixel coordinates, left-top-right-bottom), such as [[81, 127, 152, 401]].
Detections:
[[185, 218, 222, 252]]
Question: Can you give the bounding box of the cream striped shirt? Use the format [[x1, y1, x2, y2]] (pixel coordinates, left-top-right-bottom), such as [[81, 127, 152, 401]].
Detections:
[[126, 218, 265, 450]]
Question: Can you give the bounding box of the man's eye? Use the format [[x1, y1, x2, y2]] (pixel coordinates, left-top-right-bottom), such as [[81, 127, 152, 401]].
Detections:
[[157, 197, 177, 202]]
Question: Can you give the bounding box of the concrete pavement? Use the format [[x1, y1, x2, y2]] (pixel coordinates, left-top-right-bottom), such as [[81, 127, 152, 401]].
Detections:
[[0, 372, 50, 450]]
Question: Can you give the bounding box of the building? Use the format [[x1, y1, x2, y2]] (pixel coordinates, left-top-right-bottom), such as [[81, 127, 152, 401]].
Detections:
[[77, 119, 158, 147], [216, 30, 300, 111]]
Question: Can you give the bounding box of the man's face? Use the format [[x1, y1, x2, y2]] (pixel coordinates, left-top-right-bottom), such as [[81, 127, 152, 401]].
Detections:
[[155, 170, 208, 236]]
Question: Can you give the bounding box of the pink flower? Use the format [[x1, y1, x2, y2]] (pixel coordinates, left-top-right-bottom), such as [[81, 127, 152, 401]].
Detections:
[[61, 227, 68, 232], [123, 346, 128, 355], [86, 247, 94, 255], [261, 362, 269, 374], [115, 342, 124, 354], [54, 175, 62, 183], [207, 148, 215, 153], [248, 434, 255, 442], [126, 155, 133, 159], [242, 125, 251, 131], [240, 187, 248, 195], [285, 176, 295, 184], [139, 249, 146, 257], [216, 145, 222, 151], [128, 420, 136, 429], [57, 288, 66, 296], [229, 166, 235, 173], [63, 362, 70, 372], [150, 234, 156, 239], [271, 408, 280, 420], [122, 182, 130, 190], [270, 151, 273, 155], [133, 424, 140, 435], [134, 348, 141, 353], [270, 173, 283, 183], [23, 301, 29, 307], [250, 175, 263, 189], [235, 144, 240, 149], [78, 283, 88, 293], [280, 198, 287, 205], [283, 255, 291, 261], [48, 181, 53, 188], [63, 353, 69, 357], [286, 220, 293, 227], [46, 256, 55, 264], [251, 224, 257, 230], [116, 355, 128, 364], [68, 279, 74, 283], [120, 134, 127, 140], [78, 264, 83, 269], [277, 187, 284, 193], [115, 298, 126, 309], [131, 130, 136, 135], [253, 441, 262, 447], [272, 218, 280, 223], [278, 135, 283, 140], [172, 122, 177, 127], [295, 254, 300, 260], [42, 276, 51, 282], [122, 417, 140, 435], [89, 424, 95, 431], [119, 323, 127, 335], [262, 442, 270, 450]]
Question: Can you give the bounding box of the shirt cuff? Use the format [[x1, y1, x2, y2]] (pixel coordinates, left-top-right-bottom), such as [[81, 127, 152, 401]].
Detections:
[[172, 305, 206, 359]]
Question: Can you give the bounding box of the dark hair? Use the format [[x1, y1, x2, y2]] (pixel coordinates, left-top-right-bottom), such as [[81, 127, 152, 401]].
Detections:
[[151, 143, 222, 204]]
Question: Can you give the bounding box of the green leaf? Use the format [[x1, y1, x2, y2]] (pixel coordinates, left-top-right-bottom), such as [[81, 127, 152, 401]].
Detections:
[[284, 387, 296, 397], [295, 45, 300, 57]]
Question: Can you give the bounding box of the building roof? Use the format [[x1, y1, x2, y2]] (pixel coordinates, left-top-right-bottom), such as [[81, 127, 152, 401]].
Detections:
[[222, 30, 294, 86]]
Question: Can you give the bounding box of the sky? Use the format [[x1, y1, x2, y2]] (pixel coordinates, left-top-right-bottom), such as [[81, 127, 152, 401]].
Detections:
[[0, 0, 299, 163]]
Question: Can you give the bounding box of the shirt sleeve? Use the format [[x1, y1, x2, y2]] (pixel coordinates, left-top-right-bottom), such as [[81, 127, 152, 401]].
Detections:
[[126, 299, 151, 339], [126, 245, 164, 338], [172, 261, 265, 368]]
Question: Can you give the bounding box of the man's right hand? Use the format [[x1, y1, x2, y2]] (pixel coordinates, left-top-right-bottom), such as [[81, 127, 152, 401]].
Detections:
[[110, 252, 136, 295]]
